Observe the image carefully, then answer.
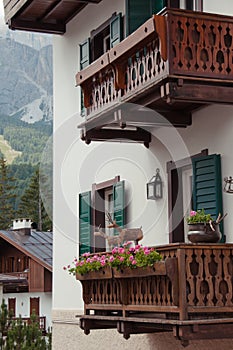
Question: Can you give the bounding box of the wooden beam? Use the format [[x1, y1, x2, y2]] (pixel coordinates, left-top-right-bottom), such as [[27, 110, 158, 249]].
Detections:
[[168, 81, 233, 104], [81, 128, 151, 147], [9, 18, 65, 34]]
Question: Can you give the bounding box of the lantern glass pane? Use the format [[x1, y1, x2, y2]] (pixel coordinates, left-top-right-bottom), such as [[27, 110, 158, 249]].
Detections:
[[148, 184, 154, 198]]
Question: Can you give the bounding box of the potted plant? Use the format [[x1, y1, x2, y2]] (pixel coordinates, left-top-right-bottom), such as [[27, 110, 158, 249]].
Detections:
[[186, 209, 223, 243]]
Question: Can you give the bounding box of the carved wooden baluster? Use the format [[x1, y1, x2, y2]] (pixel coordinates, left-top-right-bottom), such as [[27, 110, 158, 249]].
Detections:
[[139, 56, 145, 87], [222, 248, 232, 306], [131, 279, 136, 305], [194, 249, 205, 306], [138, 279, 143, 305], [206, 250, 218, 306], [186, 249, 197, 306], [92, 281, 96, 303], [170, 16, 179, 70], [113, 280, 118, 304], [144, 47, 150, 81], [222, 23, 233, 75], [213, 249, 223, 306]]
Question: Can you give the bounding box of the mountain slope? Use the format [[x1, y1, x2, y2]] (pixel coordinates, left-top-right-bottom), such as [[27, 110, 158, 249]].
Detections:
[[0, 32, 53, 124]]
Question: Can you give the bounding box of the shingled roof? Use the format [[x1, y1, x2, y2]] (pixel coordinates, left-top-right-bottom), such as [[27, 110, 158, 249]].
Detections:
[[0, 230, 53, 272]]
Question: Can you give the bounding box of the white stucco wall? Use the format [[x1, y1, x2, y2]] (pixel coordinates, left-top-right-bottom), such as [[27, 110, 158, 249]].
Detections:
[[3, 292, 52, 329], [52, 0, 233, 348], [203, 0, 233, 15]]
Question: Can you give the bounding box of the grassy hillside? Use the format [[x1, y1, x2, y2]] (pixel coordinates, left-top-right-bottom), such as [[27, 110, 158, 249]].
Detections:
[[0, 135, 22, 164], [0, 114, 52, 211]]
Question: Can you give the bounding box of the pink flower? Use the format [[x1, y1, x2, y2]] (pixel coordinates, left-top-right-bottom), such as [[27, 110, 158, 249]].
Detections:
[[67, 265, 70, 268], [82, 252, 90, 257], [129, 255, 134, 261], [132, 260, 137, 265], [190, 210, 197, 217], [101, 255, 106, 260], [144, 249, 150, 255], [118, 247, 125, 254], [109, 256, 115, 262], [112, 248, 118, 254], [63, 266, 67, 270], [101, 260, 106, 266], [119, 257, 125, 262], [86, 258, 91, 263], [129, 247, 135, 252]]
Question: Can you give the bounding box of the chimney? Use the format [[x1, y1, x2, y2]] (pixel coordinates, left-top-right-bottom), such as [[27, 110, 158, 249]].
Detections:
[[12, 219, 32, 235]]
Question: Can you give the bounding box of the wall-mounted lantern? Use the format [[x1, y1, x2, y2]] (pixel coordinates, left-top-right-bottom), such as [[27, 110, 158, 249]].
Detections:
[[146, 168, 163, 200], [224, 176, 233, 193]]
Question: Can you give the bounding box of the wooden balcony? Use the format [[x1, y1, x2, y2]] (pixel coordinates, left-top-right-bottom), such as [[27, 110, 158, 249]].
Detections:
[[78, 243, 233, 346], [12, 316, 46, 334], [76, 8, 233, 145]]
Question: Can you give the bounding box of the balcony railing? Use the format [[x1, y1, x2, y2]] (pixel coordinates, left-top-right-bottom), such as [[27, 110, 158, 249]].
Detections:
[[12, 316, 46, 333], [78, 243, 233, 346], [76, 8, 233, 144]]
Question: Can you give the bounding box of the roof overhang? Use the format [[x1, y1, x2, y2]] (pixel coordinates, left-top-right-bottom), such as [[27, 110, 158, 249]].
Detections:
[[3, 0, 103, 34]]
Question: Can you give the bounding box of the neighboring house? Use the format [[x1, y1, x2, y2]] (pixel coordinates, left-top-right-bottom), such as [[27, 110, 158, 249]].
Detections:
[[3, 0, 233, 349], [0, 219, 52, 331]]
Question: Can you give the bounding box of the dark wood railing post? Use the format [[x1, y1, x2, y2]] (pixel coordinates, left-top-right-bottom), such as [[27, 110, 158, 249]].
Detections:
[[177, 247, 188, 320]]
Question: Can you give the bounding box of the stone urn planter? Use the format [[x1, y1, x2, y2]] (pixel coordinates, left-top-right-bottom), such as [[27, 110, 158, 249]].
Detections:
[[187, 223, 221, 243]]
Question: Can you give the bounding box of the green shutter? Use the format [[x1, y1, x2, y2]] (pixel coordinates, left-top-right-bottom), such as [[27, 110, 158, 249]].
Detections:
[[126, 0, 165, 35], [192, 154, 224, 240], [79, 39, 90, 114], [79, 38, 90, 70], [110, 13, 123, 48], [79, 191, 91, 255], [113, 181, 125, 234]]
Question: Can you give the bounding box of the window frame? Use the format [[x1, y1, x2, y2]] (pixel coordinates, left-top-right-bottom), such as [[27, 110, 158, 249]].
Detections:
[[92, 175, 120, 252], [90, 12, 119, 62], [167, 149, 208, 243]]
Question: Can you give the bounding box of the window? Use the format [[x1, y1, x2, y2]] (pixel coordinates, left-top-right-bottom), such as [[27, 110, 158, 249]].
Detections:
[[79, 176, 125, 255], [126, 0, 203, 36], [8, 298, 16, 317], [167, 151, 224, 243], [178, 0, 202, 10], [30, 297, 39, 316], [126, 0, 165, 35], [7, 257, 14, 273], [79, 13, 123, 69]]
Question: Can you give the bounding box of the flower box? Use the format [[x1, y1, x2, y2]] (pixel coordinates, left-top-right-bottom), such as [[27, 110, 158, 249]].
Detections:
[[113, 261, 166, 278], [76, 265, 112, 281]]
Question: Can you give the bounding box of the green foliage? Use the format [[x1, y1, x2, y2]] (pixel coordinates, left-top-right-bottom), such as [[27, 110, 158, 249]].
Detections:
[[17, 168, 52, 231], [3, 127, 49, 165], [0, 157, 16, 229], [186, 209, 213, 224], [0, 299, 13, 348], [0, 300, 52, 350], [0, 114, 53, 219], [8, 164, 36, 211]]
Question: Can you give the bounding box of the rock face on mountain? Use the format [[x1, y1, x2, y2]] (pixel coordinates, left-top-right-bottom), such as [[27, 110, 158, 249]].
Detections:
[[0, 27, 53, 123]]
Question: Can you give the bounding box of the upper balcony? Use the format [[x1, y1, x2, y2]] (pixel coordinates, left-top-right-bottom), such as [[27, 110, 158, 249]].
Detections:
[[76, 8, 233, 146]]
